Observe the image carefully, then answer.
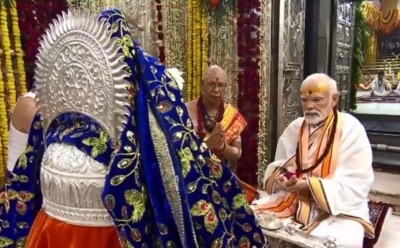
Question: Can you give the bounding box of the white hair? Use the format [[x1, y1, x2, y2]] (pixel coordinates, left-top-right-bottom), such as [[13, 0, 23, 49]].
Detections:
[[302, 73, 338, 94]]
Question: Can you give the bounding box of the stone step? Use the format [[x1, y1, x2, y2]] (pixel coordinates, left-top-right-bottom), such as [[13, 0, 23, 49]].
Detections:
[[368, 171, 400, 247], [369, 171, 400, 213], [377, 214, 400, 248]]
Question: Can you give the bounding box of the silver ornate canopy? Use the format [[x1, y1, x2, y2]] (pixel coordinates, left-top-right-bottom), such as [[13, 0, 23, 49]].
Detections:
[[34, 10, 130, 144]]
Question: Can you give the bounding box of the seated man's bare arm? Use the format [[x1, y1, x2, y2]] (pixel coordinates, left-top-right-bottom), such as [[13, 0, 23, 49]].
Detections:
[[11, 97, 37, 133]]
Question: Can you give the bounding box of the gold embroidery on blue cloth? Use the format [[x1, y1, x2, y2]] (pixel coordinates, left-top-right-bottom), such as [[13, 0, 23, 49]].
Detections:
[[148, 107, 186, 245]]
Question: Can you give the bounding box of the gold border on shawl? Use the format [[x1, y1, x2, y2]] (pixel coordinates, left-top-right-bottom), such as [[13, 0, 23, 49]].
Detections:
[[264, 167, 280, 194], [295, 191, 312, 226], [306, 177, 332, 214], [264, 156, 294, 194], [302, 212, 330, 234]]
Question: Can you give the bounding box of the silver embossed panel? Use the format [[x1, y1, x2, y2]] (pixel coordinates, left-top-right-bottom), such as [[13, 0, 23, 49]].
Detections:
[[277, 0, 306, 136], [331, 1, 356, 111], [67, 0, 158, 57], [41, 143, 113, 226], [34, 11, 130, 143]]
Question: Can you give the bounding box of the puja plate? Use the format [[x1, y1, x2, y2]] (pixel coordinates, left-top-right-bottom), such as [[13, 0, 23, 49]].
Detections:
[[259, 219, 284, 230]]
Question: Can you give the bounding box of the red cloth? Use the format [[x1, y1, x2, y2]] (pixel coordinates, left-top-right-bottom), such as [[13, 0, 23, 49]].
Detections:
[[26, 209, 122, 248]]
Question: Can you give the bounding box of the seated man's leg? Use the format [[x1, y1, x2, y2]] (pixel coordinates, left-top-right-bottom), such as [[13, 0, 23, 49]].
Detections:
[[393, 90, 400, 96], [310, 216, 364, 248]]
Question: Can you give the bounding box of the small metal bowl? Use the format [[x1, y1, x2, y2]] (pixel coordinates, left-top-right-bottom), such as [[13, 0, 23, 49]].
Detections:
[[259, 218, 284, 230]]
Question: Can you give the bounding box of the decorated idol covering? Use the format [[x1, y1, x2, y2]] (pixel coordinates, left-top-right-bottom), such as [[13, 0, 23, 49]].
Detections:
[[0, 9, 266, 248]]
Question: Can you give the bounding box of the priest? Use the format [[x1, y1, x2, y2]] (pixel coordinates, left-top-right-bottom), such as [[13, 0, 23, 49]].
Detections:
[[253, 73, 374, 248], [185, 65, 247, 172]]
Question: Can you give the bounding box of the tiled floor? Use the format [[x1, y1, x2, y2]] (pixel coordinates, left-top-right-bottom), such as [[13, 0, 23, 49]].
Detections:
[[376, 214, 400, 248], [354, 91, 400, 116], [371, 171, 400, 248], [354, 102, 400, 116], [372, 172, 400, 196]]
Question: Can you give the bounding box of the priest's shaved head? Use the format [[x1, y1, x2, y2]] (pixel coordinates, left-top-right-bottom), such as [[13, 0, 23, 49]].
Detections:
[[203, 65, 227, 80], [202, 65, 228, 105], [300, 73, 339, 125]]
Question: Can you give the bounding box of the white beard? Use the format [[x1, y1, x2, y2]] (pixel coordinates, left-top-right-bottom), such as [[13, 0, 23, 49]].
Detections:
[[304, 113, 323, 125]]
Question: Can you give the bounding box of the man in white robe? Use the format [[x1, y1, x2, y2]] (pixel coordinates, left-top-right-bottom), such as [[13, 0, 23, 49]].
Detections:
[[252, 73, 374, 248], [392, 77, 400, 96], [370, 71, 392, 96]]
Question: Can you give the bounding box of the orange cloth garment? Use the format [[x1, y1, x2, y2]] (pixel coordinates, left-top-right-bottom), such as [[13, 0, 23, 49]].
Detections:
[[203, 103, 247, 144], [26, 209, 122, 248], [238, 179, 259, 203]]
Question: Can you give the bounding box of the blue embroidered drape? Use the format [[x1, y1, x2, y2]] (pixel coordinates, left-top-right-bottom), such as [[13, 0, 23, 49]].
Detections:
[[0, 9, 266, 248]]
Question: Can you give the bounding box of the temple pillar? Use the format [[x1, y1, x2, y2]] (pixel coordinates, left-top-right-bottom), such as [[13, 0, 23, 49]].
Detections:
[[366, 31, 378, 64]]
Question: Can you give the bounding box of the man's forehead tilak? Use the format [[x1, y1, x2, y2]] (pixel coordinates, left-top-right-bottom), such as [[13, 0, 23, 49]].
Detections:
[[300, 81, 330, 97]]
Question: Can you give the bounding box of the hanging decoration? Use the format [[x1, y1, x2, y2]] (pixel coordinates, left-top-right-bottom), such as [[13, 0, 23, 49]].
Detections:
[[202, 0, 238, 18], [257, 0, 272, 186], [0, 0, 29, 185], [208, 3, 238, 105], [0, 1, 17, 185], [155, 0, 166, 63], [17, 0, 69, 90], [68, 0, 159, 59], [360, 1, 400, 34], [162, 0, 187, 79], [236, 0, 261, 186], [1, 2, 16, 119], [0, 24, 6, 186], [185, 0, 209, 101], [10, 0, 27, 97]]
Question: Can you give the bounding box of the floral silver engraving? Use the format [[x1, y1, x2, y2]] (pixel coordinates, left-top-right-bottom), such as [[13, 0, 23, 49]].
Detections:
[[34, 10, 130, 144], [41, 143, 113, 226]]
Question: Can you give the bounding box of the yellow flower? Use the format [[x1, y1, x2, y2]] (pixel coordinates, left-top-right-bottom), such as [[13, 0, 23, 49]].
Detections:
[[0, 1, 25, 181], [0, 6, 10, 180], [10, 0, 27, 95], [186, 0, 209, 100]]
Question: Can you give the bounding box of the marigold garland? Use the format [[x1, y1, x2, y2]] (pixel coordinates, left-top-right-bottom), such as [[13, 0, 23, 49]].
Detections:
[[0, 3, 15, 184], [1, 5, 16, 113], [186, 0, 208, 101], [10, 0, 27, 96], [0, 36, 5, 186]]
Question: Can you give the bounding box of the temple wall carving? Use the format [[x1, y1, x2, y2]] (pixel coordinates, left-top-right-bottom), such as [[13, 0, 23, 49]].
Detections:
[[276, 0, 306, 136], [331, 1, 356, 111]]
